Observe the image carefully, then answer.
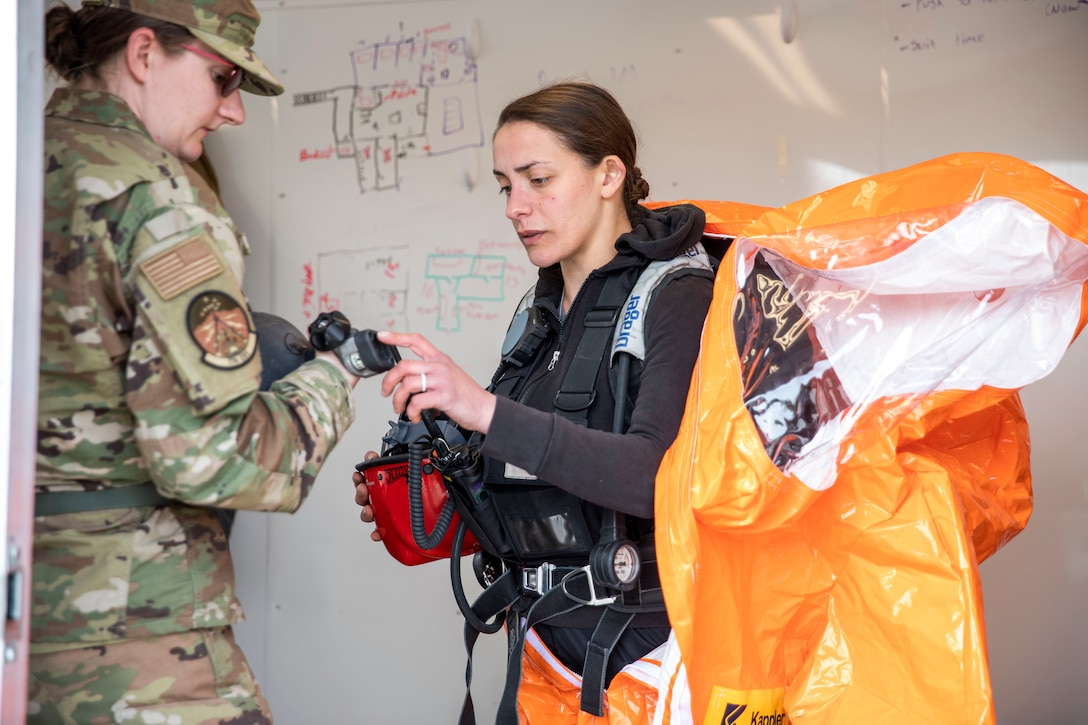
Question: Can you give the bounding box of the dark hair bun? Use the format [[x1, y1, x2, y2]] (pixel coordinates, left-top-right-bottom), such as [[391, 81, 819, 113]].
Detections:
[[628, 167, 651, 204]]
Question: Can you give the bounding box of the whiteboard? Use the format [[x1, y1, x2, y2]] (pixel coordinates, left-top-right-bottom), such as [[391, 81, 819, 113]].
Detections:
[[203, 1, 1088, 722]]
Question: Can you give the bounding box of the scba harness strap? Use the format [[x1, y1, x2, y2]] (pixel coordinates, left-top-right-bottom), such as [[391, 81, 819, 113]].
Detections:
[[456, 243, 716, 724], [458, 541, 667, 725]]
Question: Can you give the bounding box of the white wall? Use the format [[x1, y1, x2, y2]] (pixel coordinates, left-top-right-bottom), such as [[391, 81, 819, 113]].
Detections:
[[200, 1, 1087, 722]]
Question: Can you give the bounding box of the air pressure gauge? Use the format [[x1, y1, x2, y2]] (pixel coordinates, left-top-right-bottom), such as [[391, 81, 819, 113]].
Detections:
[[591, 538, 642, 592], [611, 541, 640, 587]]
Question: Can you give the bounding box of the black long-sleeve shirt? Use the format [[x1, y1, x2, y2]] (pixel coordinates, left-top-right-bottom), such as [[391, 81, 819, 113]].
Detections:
[[480, 204, 713, 519]]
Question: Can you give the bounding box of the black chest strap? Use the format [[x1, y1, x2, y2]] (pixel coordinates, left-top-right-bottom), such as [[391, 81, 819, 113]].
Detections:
[[553, 273, 633, 424]]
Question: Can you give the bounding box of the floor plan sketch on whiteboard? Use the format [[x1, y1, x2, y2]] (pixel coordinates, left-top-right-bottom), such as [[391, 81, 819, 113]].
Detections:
[[312, 247, 410, 332], [293, 25, 484, 193], [307, 247, 509, 334], [424, 253, 507, 332]]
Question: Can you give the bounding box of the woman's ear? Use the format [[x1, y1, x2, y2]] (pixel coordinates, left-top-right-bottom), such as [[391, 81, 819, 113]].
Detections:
[[124, 27, 159, 85], [599, 155, 627, 200]]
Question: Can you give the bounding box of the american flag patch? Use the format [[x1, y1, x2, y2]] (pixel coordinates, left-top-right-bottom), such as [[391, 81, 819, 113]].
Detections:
[[141, 237, 223, 300]]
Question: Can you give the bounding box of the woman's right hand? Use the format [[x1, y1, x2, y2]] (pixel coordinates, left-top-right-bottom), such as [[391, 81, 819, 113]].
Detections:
[[376, 330, 497, 434]]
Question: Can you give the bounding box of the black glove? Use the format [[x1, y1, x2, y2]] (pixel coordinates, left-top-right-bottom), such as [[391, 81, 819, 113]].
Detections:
[[253, 311, 316, 390]]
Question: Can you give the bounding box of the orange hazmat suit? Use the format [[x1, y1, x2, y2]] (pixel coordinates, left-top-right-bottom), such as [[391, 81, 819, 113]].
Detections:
[[653, 153, 1088, 724]]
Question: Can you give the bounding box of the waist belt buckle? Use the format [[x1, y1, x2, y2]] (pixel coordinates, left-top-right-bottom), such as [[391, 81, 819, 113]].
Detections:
[[522, 562, 557, 596]]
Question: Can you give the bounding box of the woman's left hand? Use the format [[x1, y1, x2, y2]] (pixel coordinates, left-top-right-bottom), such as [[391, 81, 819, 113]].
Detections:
[[353, 452, 382, 541], [376, 331, 497, 434]]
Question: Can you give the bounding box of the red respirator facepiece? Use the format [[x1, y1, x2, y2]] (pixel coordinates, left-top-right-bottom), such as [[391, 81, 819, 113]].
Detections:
[[356, 419, 482, 566]]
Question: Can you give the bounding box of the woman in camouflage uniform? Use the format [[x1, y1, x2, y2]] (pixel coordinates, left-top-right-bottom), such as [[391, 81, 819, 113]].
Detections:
[[33, 1, 361, 722]]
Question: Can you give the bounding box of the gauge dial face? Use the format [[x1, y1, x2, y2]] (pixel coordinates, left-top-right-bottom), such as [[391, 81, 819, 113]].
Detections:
[[613, 543, 639, 584]]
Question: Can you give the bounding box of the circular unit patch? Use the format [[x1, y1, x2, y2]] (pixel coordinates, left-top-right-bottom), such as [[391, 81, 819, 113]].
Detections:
[[187, 291, 258, 369]]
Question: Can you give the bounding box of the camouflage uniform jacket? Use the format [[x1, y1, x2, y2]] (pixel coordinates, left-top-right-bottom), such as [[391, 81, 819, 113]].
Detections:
[[34, 88, 355, 651]]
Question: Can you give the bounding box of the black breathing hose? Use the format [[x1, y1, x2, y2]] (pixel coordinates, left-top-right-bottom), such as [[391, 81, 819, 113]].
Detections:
[[408, 409, 502, 633], [407, 437, 457, 550], [450, 520, 505, 634]]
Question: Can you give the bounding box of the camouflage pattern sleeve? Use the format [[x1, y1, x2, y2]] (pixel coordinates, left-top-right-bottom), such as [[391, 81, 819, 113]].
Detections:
[[123, 175, 354, 512]]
